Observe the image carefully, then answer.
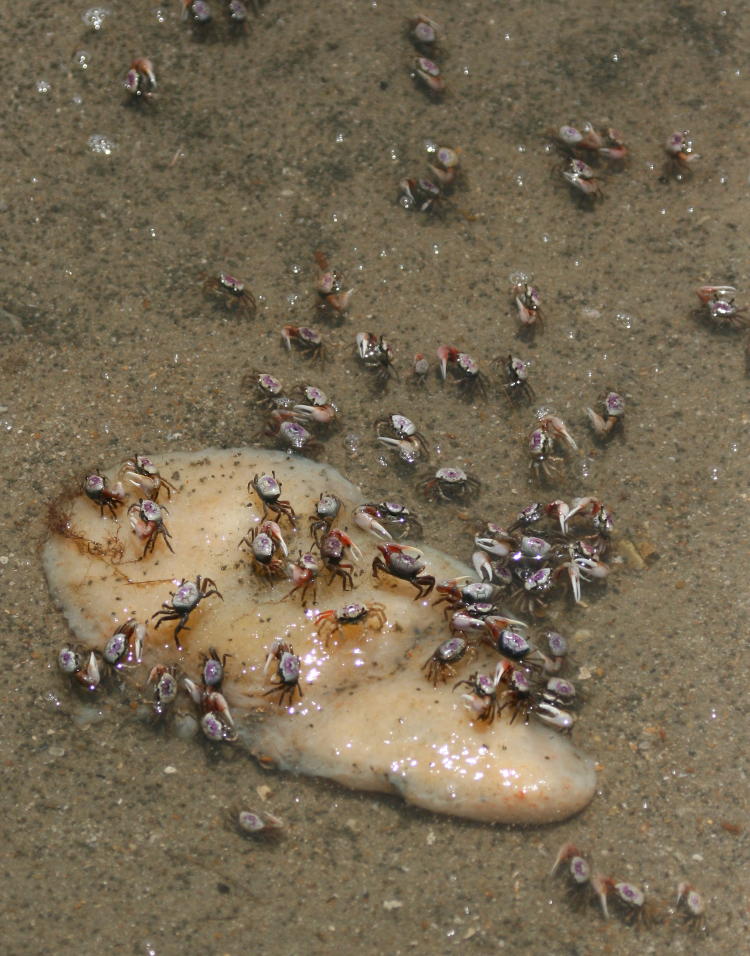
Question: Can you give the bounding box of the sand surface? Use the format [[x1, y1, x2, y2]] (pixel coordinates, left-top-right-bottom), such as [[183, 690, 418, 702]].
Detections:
[[1, 0, 748, 952]]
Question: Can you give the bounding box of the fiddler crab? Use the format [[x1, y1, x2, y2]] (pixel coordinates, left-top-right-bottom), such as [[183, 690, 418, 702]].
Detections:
[[58, 645, 102, 692], [284, 551, 320, 606], [675, 882, 707, 931], [495, 354, 535, 404], [314, 250, 353, 316], [250, 472, 297, 527], [309, 492, 342, 537], [240, 520, 288, 581], [695, 284, 746, 329], [124, 57, 156, 103], [314, 527, 362, 591], [147, 664, 179, 718], [554, 122, 628, 164], [151, 575, 223, 649], [398, 177, 442, 213], [281, 325, 326, 361], [226, 1, 249, 33], [263, 638, 303, 706], [551, 843, 595, 911], [181, 0, 212, 26], [408, 14, 440, 54], [510, 276, 545, 333], [585, 391, 625, 440], [354, 500, 422, 540], [183, 678, 237, 742], [454, 664, 505, 723], [128, 498, 174, 557], [426, 142, 461, 188], [375, 413, 428, 463], [411, 56, 445, 95], [433, 578, 504, 615], [291, 385, 338, 427], [411, 352, 430, 385], [528, 414, 577, 482], [202, 272, 257, 319], [314, 601, 387, 645], [562, 158, 604, 202], [419, 466, 481, 502], [356, 332, 397, 381], [664, 130, 700, 180], [199, 647, 230, 690], [263, 412, 320, 455], [372, 543, 435, 599], [437, 346, 488, 400], [237, 809, 285, 837], [121, 454, 176, 501], [246, 370, 285, 409], [590, 876, 656, 925], [84, 473, 126, 518], [101, 618, 146, 672], [422, 635, 471, 686]]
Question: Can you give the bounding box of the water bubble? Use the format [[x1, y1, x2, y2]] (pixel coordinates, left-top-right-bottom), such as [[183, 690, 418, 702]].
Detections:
[[87, 133, 117, 155], [82, 7, 111, 31], [614, 312, 633, 330], [36, 79, 51, 94], [73, 50, 91, 71], [344, 433, 361, 456], [508, 270, 531, 285]]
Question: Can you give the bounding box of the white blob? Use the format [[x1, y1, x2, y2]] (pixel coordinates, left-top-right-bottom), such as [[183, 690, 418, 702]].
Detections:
[[44, 448, 596, 824]]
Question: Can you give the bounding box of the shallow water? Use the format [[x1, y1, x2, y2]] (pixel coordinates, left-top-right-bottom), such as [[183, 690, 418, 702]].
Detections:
[[2, 1, 748, 953]]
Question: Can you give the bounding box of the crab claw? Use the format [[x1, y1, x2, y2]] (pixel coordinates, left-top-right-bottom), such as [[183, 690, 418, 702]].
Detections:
[[260, 519, 288, 557], [353, 504, 392, 540], [183, 677, 203, 706], [696, 284, 736, 304], [545, 499, 570, 534], [575, 557, 609, 582], [472, 550, 493, 581], [550, 842, 582, 876], [83, 651, 101, 689], [585, 407, 609, 438], [436, 345, 459, 380], [377, 436, 422, 464], [534, 700, 575, 732], [591, 873, 613, 919], [474, 534, 512, 558], [207, 691, 234, 725]]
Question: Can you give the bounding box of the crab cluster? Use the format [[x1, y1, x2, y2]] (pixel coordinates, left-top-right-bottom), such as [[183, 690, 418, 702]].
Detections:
[[181, 0, 254, 37], [407, 16, 445, 96], [398, 143, 461, 213], [58, 605, 237, 742], [552, 120, 629, 203], [467, 495, 613, 610], [417, 571, 580, 732], [551, 843, 708, 932], [249, 373, 339, 454]]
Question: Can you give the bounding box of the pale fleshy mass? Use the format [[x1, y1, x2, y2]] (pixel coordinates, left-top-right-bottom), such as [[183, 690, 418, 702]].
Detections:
[[44, 448, 596, 824]]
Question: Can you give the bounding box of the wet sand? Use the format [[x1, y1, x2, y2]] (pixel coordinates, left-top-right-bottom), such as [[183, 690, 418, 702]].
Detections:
[[1, 1, 748, 953]]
